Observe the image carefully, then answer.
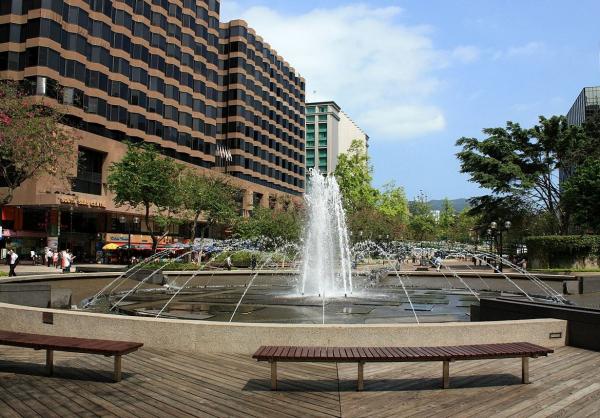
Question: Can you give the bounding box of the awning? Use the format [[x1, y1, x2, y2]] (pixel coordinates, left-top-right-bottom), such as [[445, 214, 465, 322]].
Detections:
[[102, 243, 123, 251]]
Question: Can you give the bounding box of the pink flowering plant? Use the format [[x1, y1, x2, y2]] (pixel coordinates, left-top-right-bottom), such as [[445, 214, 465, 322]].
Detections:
[[0, 81, 77, 206]]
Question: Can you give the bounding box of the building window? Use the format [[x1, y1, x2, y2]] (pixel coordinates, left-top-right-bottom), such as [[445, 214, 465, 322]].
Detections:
[[306, 115, 314, 122], [72, 147, 104, 195], [306, 106, 315, 114], [318, 115, 327, 121], [318, 106, 327, 112]]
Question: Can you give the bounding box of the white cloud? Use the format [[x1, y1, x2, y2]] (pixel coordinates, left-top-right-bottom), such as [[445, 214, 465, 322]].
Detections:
[[451, 46, 481, 63], [361, 105, 446, 138], [224, 4, 476, 142], [492, 41, 547, 60]]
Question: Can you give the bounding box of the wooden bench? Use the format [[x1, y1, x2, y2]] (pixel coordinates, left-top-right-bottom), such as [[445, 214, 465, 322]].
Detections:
[[253, 342, 553, 391], [0, 330, 143, 382]]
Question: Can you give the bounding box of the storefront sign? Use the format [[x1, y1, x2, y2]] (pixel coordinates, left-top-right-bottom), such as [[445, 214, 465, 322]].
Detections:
[[103, 233, 158, 245], [59, 196, 105, 208]]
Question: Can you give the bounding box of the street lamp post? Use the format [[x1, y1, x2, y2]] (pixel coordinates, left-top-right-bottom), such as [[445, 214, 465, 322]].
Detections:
[[489, 221, 512, 272], [69, 206, 74, 251]]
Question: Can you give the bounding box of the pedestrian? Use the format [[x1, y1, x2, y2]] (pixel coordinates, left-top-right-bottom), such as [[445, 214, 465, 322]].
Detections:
[[251, 254, 257, 271], [30, 249, 36, 265], [52, 250, 59, 268], [225, 255, 232, 271], [8, 249, 18, 277], [434, 256, 442, 272], [61, 249, 72, 273], [45, 248, 53, 267], [471, 256, 477, 266]]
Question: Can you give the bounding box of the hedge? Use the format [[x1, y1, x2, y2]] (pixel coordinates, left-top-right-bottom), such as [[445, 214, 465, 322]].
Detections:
[[140, 251, 288, 270], [524, 235, 600, 269], [524, 235, 600, 255]]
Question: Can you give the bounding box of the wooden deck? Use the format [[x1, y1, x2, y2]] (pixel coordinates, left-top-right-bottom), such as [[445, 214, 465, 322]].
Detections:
[[0, 345, 598, 417]]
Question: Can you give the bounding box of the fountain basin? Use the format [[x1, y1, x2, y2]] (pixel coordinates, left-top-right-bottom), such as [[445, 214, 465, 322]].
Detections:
[[0, 302, 567, 354]]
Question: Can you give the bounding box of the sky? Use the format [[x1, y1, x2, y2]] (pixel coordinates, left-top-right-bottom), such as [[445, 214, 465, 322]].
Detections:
[[221, 0, 600, 200]]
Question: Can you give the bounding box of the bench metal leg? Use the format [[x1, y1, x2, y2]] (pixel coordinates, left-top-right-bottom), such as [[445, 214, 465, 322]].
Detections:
[[442, 361, 450, 389], [357, 361, 365, 391], [270, 361, 277, 390], [46, 350, 53, 376], [522, 357, 529, 384], [114, 355, 122, 382]]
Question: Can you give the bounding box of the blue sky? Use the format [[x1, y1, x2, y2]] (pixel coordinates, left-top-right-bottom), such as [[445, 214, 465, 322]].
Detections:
[[221, 0, 600, 200]]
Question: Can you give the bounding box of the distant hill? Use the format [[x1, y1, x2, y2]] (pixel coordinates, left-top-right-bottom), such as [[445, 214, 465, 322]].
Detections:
[[425, 198, 470, 212]]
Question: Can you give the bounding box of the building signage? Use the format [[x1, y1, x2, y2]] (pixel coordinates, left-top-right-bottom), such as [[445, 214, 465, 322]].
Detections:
[[103, 233, 156, 245], [59, 196, 105, 208]]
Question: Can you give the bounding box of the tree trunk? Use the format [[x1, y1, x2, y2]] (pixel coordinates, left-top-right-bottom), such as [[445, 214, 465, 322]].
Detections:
[[188, 212, 201, 263], [144, 204, 158, 253]]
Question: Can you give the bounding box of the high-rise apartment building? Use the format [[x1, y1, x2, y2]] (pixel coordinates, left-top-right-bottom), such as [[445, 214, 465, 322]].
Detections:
[[0, 0, 305, 259], [561, 86, 600, 183], [305, 101, 368, 174], [566, 87, 600, 126]]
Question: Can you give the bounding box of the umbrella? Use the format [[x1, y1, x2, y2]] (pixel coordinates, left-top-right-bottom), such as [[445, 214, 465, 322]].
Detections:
[[102, 243, 123, 251]]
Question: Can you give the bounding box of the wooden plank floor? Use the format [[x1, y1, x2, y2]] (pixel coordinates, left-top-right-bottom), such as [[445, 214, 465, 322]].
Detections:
[[0, 346, 599, 417]]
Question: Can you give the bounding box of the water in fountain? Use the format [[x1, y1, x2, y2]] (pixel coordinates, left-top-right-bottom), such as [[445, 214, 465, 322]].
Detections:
[[300, 169, 353, 297]]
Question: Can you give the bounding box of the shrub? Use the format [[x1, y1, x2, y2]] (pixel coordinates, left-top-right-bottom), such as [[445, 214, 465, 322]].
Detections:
[[525, 235, 600, 269]]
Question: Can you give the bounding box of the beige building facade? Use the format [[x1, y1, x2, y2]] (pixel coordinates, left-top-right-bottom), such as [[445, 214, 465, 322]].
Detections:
[[305, 101, 368, 175]]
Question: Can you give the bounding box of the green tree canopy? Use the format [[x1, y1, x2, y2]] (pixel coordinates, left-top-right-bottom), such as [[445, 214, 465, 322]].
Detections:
[[375, 181, 410, 223], [408, 192, 436, 241], [107, 144, 185, 251], [347, 207, 406, 241], [333, 139, 379, 213], [562, 159, 600, 233], [456, 116, 582, 234], [234, 206, 302, 242], [180, 170, 240, 242]]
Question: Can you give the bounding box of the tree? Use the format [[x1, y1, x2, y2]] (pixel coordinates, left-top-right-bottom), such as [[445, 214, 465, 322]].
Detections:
[[0, 81, 77, 217], [562, 159, 600, 233], [107, 144, 185, 251], [408, 192, 436, 241], [447, 208, 479, 243], [436, 198, 456, 241], [347, 207, 406, 241], [234, 206, 302, 242], [333, 139, 379, 213], [376, 181, 410, 223], [456, 116, 582, 234], [180, 170, 240, 243]]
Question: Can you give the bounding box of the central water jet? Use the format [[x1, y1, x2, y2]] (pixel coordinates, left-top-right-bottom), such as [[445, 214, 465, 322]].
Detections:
[[300, 169, 353, 296]]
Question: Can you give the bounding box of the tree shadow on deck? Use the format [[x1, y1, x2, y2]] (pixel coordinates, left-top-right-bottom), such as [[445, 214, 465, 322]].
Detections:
[[0, 360, 131, 383], [244, 373, 522, 392]]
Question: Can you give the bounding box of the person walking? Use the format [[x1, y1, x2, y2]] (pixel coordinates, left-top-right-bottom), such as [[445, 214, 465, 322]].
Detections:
[[434, 256, 443, 272], [250, 254, 257, 271], [61, 249, 72, 273], [30, 249, 36, 265], [8, 250, 19, 277], [46, 248, 53, 267], [225, 255, 232, 271], [52, 250, 59, 268]]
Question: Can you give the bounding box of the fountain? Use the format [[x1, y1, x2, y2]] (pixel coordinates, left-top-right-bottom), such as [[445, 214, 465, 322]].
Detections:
[[79, 171, 573, 324], [300, 169, 353, 297]]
